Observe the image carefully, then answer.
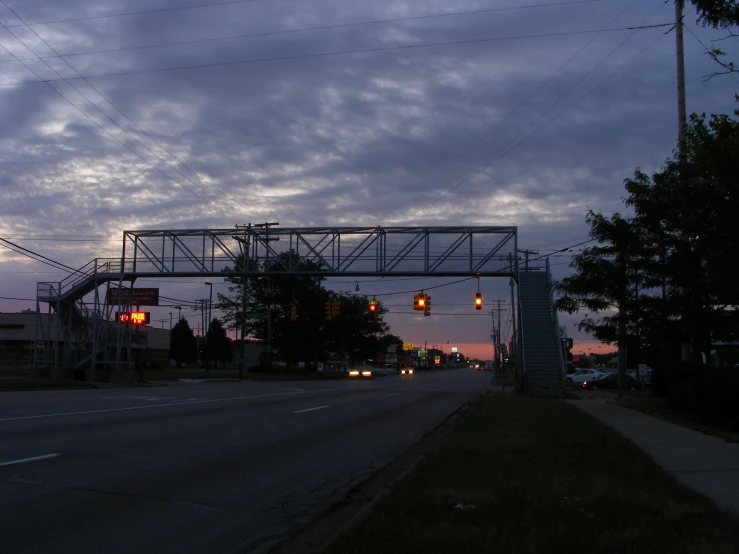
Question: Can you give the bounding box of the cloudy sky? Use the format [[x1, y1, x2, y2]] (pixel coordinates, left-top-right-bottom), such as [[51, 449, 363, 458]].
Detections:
[[1, 0, 737, 359]]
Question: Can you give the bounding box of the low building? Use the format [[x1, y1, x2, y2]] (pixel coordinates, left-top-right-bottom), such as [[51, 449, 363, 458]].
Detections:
[[0, 311, 171, 369]]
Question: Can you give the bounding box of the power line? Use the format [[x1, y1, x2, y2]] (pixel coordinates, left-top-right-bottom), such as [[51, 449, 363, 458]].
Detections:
[[385, 0, 642, 223], [683, 23, 739, 84], [403, 3, 671, 222], [0, 295, 35, 301], [2, 0, 271, 26], [0, 38, 231, 216], [1, 0, 607, 62], [0, 25, 667, 87], [0, 2, 257, 221], [354, 277, 477, 297]]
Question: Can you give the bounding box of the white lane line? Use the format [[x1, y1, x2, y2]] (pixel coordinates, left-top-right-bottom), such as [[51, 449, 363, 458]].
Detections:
[[0, 389, 338, 423], [0, 453, 62, 468], [293, 405, 329, 414], [385, 393, 399, 397]]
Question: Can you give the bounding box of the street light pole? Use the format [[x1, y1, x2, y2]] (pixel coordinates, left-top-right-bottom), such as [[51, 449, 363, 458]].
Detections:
[[169, 312, 172, 330], [204, 282, 213, 370]]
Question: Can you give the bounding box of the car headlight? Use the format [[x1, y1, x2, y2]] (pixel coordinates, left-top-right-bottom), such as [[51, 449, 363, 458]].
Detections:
[[349, 370, 359, 376], [362, 371, 372, 377], [409, 369, 414, 374]]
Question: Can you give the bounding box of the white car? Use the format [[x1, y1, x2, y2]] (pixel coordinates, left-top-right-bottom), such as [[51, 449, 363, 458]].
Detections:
[[566, 369, 606, 385]]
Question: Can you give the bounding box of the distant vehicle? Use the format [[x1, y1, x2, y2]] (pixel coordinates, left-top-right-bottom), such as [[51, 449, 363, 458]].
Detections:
[[348, 366, 374, 378], [400, 367, 415, 375], [566, 369, 606, 385], [581, 373, 644, 391]]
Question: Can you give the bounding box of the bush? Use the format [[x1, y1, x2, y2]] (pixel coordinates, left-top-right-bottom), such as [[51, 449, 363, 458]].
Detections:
[[666, 382, 695, 414], [658, 362, 739, 433], [692, 367, 739, 433], [651, 361, 699, 398]]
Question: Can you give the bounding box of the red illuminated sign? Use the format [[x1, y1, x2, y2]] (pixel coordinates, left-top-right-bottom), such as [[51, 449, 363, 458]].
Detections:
[[115, 311, 150, 325]]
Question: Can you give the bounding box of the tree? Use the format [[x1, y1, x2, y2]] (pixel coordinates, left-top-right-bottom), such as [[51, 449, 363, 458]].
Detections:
[[322, 293, 391, 366], [691, 0, 739, 29], [689, 1, 739, 78], [205, 318, 233, 369], [625, 108, 739, 362], [555, 211, 645, 390], [217, 250, 328, 365], [170, 318, 198, 366], [560, 103, 739, 370]]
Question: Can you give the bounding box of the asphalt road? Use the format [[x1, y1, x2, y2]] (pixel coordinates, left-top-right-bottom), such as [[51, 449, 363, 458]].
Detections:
[[0, 369, 489, 554]]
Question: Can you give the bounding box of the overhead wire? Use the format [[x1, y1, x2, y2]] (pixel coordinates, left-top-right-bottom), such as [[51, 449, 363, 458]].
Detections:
[[5, 0, 606, 27], [1, 0, 607, 62], [0, 1, 259, 221], [384, 0, 642, 223], [403, 1, 671, 223], [0, 25, 670, 87]]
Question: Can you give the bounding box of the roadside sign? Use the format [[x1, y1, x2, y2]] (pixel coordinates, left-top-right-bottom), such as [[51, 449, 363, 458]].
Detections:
[[402, 343, 414, 350], [107, 287, 160, 306], [387, 344, 397, 353], [451, 346, 458, 353]]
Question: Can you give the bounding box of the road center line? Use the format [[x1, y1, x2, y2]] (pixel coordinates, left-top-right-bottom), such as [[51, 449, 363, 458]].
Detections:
[[0, 453, 62, 468], [293, 405, 329, 414], [385, 393, 399, 397], [0, 389, 338, 423]]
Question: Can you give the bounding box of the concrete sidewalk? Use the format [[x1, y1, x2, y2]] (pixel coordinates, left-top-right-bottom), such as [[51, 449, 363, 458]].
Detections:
[[572, 399, 739, 515]]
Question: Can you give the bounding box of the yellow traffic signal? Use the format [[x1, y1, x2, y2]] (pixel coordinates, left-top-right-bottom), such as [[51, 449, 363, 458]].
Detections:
[[331, 300, 341, 317], [414, 293, 425, 311], [423, 294, 431, 317], [290, 305, 297, 322], [324, 301, 332, 321], [475, 292, 483, 310]]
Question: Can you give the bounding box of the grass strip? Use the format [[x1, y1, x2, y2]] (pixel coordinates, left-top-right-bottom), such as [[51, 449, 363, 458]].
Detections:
[[325, 395, 739, 554]]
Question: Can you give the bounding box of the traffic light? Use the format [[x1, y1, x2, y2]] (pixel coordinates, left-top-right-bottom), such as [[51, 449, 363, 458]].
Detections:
[[423, 295, 431, 317], [567, 337, 574, 349], [290, 305, 297, 322], [324, 301, 332, 321], [413, 293, 425, 311], [475, 292, 483, 310], [369, 299, 379, 319], [331, 300, 340, 317]]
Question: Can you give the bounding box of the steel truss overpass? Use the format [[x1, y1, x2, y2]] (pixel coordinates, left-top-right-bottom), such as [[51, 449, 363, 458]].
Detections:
[[33, 225, 564, 395]]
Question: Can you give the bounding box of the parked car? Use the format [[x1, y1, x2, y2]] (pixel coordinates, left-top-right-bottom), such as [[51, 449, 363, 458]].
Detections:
[[581, 372, 644, 391], [566, 369, 607, 385]]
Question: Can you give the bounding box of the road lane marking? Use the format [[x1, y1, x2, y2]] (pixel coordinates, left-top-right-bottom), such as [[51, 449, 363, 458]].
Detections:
[[385, 393, 399, 397], [0, 453, 62, 467], [0, 389, 338, 423], [293, 405, 329, 414]]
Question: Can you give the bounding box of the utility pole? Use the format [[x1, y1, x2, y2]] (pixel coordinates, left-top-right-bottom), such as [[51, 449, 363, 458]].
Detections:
[[490, 309, 498, 372], [235, 222, 279, 373], [675, 0, 688, 164], [509, 277, 517, 370], [518, 249, 538, 270]]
